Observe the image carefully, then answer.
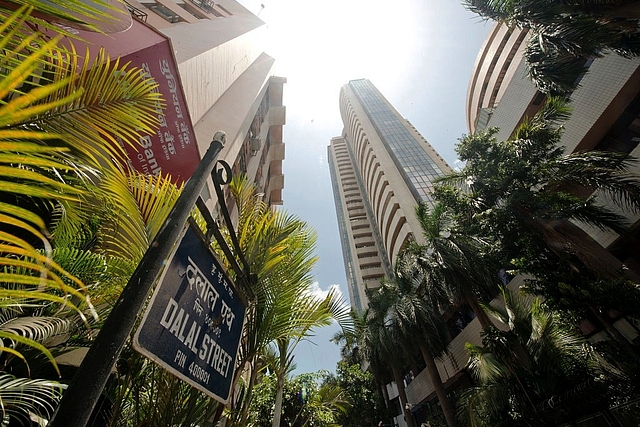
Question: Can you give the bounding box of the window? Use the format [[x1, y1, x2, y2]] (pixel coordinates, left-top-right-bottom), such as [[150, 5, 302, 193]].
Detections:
[[189, 0, 215, 13], [149, 4, 181, 22], [179, 2, 208, 19]]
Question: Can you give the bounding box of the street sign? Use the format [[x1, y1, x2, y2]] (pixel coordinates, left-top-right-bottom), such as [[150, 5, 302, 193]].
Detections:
[[133, 219, 246, 403]]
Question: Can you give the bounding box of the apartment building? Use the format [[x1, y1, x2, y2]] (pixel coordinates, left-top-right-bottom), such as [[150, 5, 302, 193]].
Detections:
[[80, 0, 287, 208]]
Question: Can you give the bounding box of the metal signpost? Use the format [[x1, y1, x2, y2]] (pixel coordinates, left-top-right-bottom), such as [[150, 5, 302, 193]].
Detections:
[[49, 132, 247, 427], [133, 220, 245, 403]]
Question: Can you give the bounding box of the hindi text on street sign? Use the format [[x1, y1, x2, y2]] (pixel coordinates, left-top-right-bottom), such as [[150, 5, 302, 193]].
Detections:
[[133, 221, 246, 403]]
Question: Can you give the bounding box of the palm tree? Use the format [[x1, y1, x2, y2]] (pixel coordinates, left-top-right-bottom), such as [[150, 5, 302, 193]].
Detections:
[[464, 0, 640, 93], [333, 307, 397, 418], [372, 261, 459, 427], [364, 286, 417, 427], [106, 352, 220, 427], [217, 176, 352, 427], [457, 287, 601, 427], [434, 96, 640, 344], [403, 202, 499, 329], [247, 371, 350, 427], [72, 171, 224, 427], [291, 381, 351, 427], [0, 4, 162, 423], [331, 309, 367, 367], [268, 286, 350, 427]]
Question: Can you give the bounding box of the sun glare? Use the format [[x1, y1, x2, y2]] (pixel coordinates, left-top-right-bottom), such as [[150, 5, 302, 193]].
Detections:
[[260, 0, 417, 110]]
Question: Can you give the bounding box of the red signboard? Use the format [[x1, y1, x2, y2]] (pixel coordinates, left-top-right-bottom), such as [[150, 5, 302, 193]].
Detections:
[[53, 20, 201, 184], [118, 40, 200, 183]]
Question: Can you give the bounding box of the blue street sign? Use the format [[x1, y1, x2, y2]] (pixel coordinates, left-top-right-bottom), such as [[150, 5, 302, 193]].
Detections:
[[133, 220, 246, 403]]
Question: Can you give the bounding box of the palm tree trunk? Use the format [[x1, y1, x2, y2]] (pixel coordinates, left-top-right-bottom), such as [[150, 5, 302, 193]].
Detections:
[[237, 361, 259, 425], [419, 345, 458, 427], [391, 365, 416, 427], [465, 293, 493, 328], [272, 368, 286, 427]]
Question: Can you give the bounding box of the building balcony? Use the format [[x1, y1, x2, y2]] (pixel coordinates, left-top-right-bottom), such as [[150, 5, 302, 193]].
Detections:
[[269, 105, 286, 126], [268, 173, 284, 192], [405, 318, 482, 405], [270, 141, 285, 162], [189, 0, 215, 13]]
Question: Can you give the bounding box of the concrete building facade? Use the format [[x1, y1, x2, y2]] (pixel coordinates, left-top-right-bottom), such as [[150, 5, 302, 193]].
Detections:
[[124, 0, 286, 209], [466, 22, 640, 272], [331, 26, 640, 427], [328, 79, 452, 312]]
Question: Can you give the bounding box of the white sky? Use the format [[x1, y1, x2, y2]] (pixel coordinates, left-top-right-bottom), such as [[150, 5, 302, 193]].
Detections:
[[238, 0, 492, 374]]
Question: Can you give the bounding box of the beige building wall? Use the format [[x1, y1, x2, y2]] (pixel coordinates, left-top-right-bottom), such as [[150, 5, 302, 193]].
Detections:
[[329, 136, 385, 310], [469, 23, 640, 252], [330, 80, 452, 311], [124, 0, 286, 209], [466, 24, 529, 133], [397, 22, 640, 412]]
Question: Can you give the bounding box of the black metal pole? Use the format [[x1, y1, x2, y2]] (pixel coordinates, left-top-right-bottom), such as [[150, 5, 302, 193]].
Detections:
[[49, 134, 226, 427]]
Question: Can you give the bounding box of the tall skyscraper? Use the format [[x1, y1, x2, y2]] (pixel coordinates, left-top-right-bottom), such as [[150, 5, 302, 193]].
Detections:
[[328, 79, 452, 311]]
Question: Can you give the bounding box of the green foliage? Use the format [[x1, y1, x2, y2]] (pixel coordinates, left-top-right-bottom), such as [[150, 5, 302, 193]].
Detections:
[[426, 96, 640, 425], [402, 202, 500, 328], [458, 287, 603, 426], [105, 347, 220, 427], [215, 176, 352, 427], [0, 0, 162, 356], [325, 361, 388, 427], [0, 2, 170, 425], [463, 0, 640, 93], [249, 372, 348, 427], [435, 96, 640, 310], [0, 372, 66, 425]]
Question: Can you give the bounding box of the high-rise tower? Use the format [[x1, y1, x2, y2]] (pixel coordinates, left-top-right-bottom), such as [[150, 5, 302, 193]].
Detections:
[[328, 79, 452, 311]]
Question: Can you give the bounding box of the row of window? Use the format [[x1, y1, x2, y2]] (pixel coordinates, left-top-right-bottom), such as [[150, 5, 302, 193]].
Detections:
[[349, 79, 446, 204], [141, 0, 231, 24]]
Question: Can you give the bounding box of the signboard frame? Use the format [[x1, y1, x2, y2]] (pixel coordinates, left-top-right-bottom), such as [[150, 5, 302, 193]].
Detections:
[[133, 218, 246, 404]]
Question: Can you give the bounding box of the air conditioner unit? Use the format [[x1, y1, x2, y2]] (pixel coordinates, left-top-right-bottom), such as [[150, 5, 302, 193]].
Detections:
[[150, 5, 180, 23], [250, 138, 261, 155]]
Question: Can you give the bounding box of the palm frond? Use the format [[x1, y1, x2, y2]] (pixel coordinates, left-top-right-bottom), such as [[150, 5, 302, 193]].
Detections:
[[6, 0, 127, 33], [2, 9, 162, 172], [551, 150, 640, 212], [466, 342, 507, 383], [96, 169, 180, 262], [0, 372, 65, 425], [0, 316, 71, 347], [457, 384, 512, 427]]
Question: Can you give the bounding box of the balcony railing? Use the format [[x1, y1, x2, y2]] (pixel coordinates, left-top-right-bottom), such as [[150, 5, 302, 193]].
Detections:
[[123, 0, 148, 22], [190, 0, 215, 13]]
